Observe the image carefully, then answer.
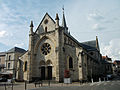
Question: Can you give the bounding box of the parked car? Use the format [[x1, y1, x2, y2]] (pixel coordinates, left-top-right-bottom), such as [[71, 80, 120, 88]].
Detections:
[[0, 77, 7, 82]]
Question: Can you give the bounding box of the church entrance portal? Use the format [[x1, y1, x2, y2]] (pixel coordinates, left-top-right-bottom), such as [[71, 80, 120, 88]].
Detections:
[[40, 60, 52, 80], [47, 66, 52, 80], [40, 66, 52, 80], [41, 66, 45, 80]]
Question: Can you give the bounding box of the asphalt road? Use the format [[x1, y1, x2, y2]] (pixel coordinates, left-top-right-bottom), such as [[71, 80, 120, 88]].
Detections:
[[28, 80, 120, 90]]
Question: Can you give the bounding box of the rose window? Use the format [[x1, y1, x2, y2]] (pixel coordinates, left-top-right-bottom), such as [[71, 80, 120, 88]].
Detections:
[[41, 43, 51, 55]]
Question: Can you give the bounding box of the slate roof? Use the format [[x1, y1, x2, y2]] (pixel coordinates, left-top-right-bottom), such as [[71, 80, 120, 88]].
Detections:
[[80, 40, 98, 51], [0, 52, 6, 56], [114, 60, 120, 65], [7, 47, 26, 53], [80, 43, 97, 51], [82, 40, 96, 48], [64, 32, 97, 51]]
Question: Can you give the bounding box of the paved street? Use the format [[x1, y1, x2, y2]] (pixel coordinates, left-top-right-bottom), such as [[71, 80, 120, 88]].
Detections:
[[28, 80, 120, 90], [0, 80, 120, 90]]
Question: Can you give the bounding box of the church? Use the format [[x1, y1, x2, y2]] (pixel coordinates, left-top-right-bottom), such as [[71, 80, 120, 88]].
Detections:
[[16, 11, 102, 82]]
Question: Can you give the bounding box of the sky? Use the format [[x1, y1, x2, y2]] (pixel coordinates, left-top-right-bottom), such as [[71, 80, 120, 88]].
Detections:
[[0, 0, 120, 61]]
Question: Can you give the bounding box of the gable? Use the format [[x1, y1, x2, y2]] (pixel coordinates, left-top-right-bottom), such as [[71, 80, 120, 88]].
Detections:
[[36, 13, 56, 34]]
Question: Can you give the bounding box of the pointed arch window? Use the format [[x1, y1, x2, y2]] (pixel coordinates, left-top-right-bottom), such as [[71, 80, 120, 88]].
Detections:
[[69, 57, 73, 69], [45, 27, 47, 32], [24, 61, 27, 71]]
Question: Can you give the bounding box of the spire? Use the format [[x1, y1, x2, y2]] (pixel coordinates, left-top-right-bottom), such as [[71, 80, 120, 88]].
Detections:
[[62, 7, 68, 31], [29, 21, 34, 35], [96, 36, 100, 51]]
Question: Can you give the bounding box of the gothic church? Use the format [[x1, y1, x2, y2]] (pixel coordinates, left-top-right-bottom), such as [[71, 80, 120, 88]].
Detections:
[[17, 11, 101, 82]]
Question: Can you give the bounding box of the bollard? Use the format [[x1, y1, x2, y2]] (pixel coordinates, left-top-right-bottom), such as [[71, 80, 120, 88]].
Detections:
[[48, 80, 50, 86], [12, 82, 13, 90], [104, 77, 105, 81], [25, 81, 27, 90], [41, 80, 43, 86], [4, 83, 7, 90], [79, 80, 82, 85], [107, 77, 108, 81], [99, 78, 101, 82], [39, 81, 40, 87], [91, 78, 93, 83], [35, 83, 36, 87]]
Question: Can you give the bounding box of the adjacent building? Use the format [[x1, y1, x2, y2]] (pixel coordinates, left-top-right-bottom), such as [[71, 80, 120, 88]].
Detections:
[[5, 47, 26, 79], [113, 60, 120, 75], [0, 52, 5, 73], [102, 56, 113, 76], [0, 47, 26, 79]]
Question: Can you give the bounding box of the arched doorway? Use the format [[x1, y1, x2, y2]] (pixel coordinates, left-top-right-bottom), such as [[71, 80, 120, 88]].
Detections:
[[40, 61, 45, 80], [46, 60, 52, 80], [41, 66, 45, 80]]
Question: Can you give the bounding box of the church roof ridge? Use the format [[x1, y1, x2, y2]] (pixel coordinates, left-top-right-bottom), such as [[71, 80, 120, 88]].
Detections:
[[82, 40, 96, 43]]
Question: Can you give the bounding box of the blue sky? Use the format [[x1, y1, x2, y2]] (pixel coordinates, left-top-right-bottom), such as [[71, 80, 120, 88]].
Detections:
[[0, 0, 120, 61]]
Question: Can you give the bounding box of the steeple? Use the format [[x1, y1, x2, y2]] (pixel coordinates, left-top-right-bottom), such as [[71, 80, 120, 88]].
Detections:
[[62, 7, 68, 32], [29, 21, 34, 35]]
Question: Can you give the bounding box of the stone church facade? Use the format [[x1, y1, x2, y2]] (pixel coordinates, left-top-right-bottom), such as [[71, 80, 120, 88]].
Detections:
[[17, 12, 102, 82]]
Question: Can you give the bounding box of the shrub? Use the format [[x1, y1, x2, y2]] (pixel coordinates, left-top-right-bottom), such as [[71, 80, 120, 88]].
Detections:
[[64, 70, 70, 78]]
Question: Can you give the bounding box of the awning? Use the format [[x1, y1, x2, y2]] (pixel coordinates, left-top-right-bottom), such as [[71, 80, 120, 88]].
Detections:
[[0, 71, 12, 75]]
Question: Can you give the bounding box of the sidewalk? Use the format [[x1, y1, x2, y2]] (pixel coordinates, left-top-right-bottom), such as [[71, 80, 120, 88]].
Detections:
[[0, 82, 34, 90]]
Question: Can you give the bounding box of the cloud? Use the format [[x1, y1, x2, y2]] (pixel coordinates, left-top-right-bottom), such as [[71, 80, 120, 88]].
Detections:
[[0, 2, 29, 50], [14, 43, 24, 48], [92, 23, 105, 30], [101, 38, 120, 61], [87, 10, 106, 31], [87, 10, 104, 21], [0, 31, 8, 37], [0, 42, 10, 52]]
